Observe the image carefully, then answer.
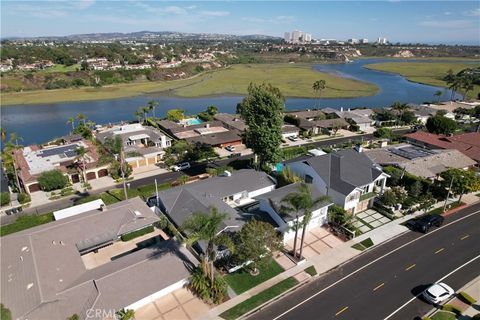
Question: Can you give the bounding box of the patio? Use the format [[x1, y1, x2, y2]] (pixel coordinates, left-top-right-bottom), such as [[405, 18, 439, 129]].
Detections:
[[353, 209, 392, 233]]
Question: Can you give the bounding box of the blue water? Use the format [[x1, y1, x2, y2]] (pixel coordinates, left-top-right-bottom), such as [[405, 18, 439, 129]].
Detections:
[[186, 118, 204, 125], [0, 58, 467, 145]]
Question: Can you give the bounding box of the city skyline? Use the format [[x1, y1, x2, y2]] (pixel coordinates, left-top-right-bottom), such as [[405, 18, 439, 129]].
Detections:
[[1, 1, 479, 45]]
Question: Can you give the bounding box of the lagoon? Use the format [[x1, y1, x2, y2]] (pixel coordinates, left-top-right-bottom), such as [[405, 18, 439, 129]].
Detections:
[[1, 58, 462, 145]]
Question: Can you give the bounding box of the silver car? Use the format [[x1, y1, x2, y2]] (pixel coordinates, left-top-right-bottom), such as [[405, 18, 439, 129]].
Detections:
[[423, 283, 455, 304]]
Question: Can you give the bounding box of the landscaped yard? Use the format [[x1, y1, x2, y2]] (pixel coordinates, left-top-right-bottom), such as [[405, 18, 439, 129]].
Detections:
[[431, 311, 456, 320], [0, 212, 54, 237], [224, 259, 284, 294], [220, 277, 298, 320], [351, 237, 374, 251]]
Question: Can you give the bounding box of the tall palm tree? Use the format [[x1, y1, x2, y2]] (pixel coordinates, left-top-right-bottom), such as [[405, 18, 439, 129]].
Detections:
[[134, 110, 143, 124], [281, 185, 306, 259], [76, 113, 86, 126], [147, 100, 159, 119], [461, 75, 474, 101], [67, 117, 75, 131], [9, 133, 22, 146], [141, 106, 151, 123], [86, 120, 96, 130], [312, 80, 326, 108], [434, 90, 443, 103], [182, 207, 234, 284], [391, 101, 410, 125], [75, 146, 87, 183], [448, 77, 462, 101]]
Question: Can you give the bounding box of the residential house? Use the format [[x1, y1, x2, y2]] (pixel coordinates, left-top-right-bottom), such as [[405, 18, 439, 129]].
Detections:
[[404, 131, 480, 166], [296, 118, 349, 136], [156, 169, 276, 233], [408, 104, 438, 124], [1, 197, 196, 319], [282, 124, 300, 140], [287, 149, 389, 214], [334, 108, 375, 132], [213, 113, 247, 132], [13, 139, 108, 193], [96, 123, 172, 170], [364, 144, 476, 180], [255, 183, 333, 242]]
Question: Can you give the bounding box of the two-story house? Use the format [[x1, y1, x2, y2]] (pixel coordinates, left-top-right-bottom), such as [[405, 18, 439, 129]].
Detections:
[[287, 149, 389, 214]]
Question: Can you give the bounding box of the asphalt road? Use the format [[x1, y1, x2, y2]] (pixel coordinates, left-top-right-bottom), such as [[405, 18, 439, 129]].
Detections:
[[248, 203, 480, 320], [1, 129, 410, 225]]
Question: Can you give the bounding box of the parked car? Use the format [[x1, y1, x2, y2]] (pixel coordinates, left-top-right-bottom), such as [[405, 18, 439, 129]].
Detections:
[[288, 135, 299, 142], [423, 283, 455, 304], [228, 152, 242, 158], [225, 145, 236, 152], [406, 214, 444, 233], [171, 162, 191, 171]]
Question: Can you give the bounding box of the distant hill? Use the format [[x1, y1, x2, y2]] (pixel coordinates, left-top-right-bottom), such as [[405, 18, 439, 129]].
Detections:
[[6, 31, 281, 42]]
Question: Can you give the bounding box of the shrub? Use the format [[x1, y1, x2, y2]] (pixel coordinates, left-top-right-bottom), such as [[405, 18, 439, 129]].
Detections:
[[373, 127, 393, 139], [441, 304, 463, 315], [472, 314, 480, 320], [1, 192, 10, 206], [38, 170, 69, 191], [1, 304, 12, 320], [458, 291, 476, 305], [120, 226, 154, 241], [17, 193, 31, 204]]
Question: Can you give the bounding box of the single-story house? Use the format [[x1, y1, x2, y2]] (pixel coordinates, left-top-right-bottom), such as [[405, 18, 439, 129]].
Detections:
[[334, 109, 375, 131], [1, 197, 196, 320], [282, 124, 300, 139], [255, 183, 333, 242], [214, 113, 247, 132], [297, 118, 349, 136], [288, 149, 389, 214]]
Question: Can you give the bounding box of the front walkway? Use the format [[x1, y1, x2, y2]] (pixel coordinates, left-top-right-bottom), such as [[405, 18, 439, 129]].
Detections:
[[353, 209, 392, 233]]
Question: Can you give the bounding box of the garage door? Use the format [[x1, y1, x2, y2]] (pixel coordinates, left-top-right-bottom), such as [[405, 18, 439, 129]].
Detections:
[[97, 169, 108, 177], [86, 172, 96, 180], [71, 174, 80, 183], [28, 183, 41, 193]]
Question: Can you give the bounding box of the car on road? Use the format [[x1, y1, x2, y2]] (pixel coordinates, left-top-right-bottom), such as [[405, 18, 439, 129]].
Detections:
[[171, 162, 191, 171], [288, 135, 299, 142], [405, 214, 444, 233], [423, 283, 455, 304], [225, 145, 236, 152]]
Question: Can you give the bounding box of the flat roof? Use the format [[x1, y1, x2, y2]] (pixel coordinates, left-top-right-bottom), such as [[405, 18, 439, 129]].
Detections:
[[54, 199, 105, 221]]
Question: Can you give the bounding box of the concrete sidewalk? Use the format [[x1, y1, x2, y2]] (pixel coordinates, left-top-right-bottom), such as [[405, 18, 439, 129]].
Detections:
[[199, 194, 480, 320]]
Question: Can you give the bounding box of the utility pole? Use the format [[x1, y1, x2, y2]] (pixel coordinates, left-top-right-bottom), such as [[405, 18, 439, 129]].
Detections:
[[120, 148, 128, 200], [155, 178, 159, 207], [443, 175, 454, 212]]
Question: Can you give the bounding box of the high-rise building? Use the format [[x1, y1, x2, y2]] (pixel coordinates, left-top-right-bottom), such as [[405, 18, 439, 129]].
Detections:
[[360, 38, 369, 44], [348, 38, 359, 44], [291, 30, 302, 43], [284, 32, 290, 42], [285, 30, 312, 43], [376, 37, 388, 45], [304, 33, 312, 42]]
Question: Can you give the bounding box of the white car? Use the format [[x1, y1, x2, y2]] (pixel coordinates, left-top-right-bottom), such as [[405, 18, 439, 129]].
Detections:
[[225, 145, 236, 152], [423, 283, 455, 304], [171, 162, 191, 171], [288, 135, 299, 142]]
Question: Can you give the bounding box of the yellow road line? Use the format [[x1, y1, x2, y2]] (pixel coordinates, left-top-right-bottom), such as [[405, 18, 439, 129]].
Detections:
[[435, 248, 445, 254], [460, 235, 470, 240], [335, 306, 349, 316], [373, 283, 385, 291], [405, 264, 416, 271]]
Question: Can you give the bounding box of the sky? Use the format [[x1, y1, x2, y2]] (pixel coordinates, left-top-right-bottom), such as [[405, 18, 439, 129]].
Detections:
[[1, 1, 479, 45]]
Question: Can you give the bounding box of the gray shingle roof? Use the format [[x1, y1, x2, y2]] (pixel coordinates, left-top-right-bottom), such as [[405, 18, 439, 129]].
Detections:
[[185, 129, 242, 146], [0, 197, 194, 320], [297, 149, 384, 195], [255, 183, 332, 222]]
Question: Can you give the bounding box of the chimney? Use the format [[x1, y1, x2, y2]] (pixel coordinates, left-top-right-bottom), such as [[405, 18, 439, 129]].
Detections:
[[160, 135, 167, 148], [100, 204, 106, 212], [206, 123, 210, 128], [340, 107, 344, 112], [348, 108, 351, 112]]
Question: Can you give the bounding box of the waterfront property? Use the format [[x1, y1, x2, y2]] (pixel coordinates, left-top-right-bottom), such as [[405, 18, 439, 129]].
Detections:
[[333, 108, 375, 132], [213, 113, 247, 132], [364, 144, 477, 179], [255, 183, 333, 242], [96, 123, 172, 170], [157, 120, 243, 148], [13, 138, 108, 193], [0, 197, 196, 319], [404, 131, 480, 166], [156, 169, 277, 233], [288, 149, 388, 214]]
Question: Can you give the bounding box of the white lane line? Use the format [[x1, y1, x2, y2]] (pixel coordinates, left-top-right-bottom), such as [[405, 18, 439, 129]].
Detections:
[[271, 209, 480, 320], [383, 254, 480, 320]]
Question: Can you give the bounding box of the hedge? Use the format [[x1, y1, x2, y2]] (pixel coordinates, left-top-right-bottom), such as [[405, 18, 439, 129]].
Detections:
[[458, 291, 476, 305], [120, 226, 154, 241], [17, 193, 31, 204], [441, 304, 463, 315]]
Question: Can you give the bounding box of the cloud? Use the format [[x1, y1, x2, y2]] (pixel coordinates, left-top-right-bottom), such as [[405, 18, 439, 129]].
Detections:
[[369, 18, 378, 22], [7, 3, 68, 18], [420, 20, 475, 29], [199, 11, 230, 17], [135, 3, 188, 15], [444, 11, 451, 16], [75, 0, 95, 10], [242, 15, 295, 24], [464, 8, 480, 17]]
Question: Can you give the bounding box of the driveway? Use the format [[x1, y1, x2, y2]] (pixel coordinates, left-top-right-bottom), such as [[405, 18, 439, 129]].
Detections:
[[353, 209, 392, 233], [134, 286, 212, 320], [284, 226, 345, 260]]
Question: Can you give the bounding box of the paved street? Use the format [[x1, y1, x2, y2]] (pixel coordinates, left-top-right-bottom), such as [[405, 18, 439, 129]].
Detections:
[[248, 203, 480, 320]]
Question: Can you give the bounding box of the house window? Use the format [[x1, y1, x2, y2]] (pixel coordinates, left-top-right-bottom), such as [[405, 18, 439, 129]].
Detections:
[[305, 174, 313, 184]]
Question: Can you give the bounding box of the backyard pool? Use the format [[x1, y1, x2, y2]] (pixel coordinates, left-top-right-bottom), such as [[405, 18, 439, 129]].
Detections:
[[186, 118, 204, 125]]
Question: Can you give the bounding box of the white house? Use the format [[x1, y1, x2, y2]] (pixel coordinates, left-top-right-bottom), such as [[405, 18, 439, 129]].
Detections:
[[255, 183, 333, 242], [287, 149, 389, 214]]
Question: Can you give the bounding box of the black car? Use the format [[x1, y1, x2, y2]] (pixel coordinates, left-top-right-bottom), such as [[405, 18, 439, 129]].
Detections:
[[406, 214, 444, 233]]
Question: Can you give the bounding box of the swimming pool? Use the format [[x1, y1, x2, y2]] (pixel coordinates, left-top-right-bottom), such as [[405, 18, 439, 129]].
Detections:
[[186, 118, 204, 125]]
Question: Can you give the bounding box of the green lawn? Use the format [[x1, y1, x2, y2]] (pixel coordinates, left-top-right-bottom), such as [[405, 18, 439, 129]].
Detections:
[[224, 259, 284, 294], [364, 61, 480, 99], [2, 63, 379, 105], [431, 311, 456, 320], [304, 265, 317, 276], [220, 277, 298, 320], [427, 201, 465, 216], [351, 237, 374, 251], [0, 212, 54, 237]]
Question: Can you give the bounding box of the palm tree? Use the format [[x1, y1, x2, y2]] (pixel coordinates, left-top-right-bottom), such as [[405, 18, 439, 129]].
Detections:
[[134, 110, 143, 124], [182, 207, 234, 284], [67, 117, 75, 131], [141, 106, 151, 123], [448, 77, 462, 101], [1, 128, 6, 142], [391, 101, 410, 125], [147, 100, 159, 119], [75, 146, 87, 183], [86, 120, 96, 130], [9, 133, 22, 146], [281, 185, 305, 259], [76, 113, 86, 126], [461, 75, 474, 101], [434, 90, 443, 103], [312, 80, 326, 108]]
